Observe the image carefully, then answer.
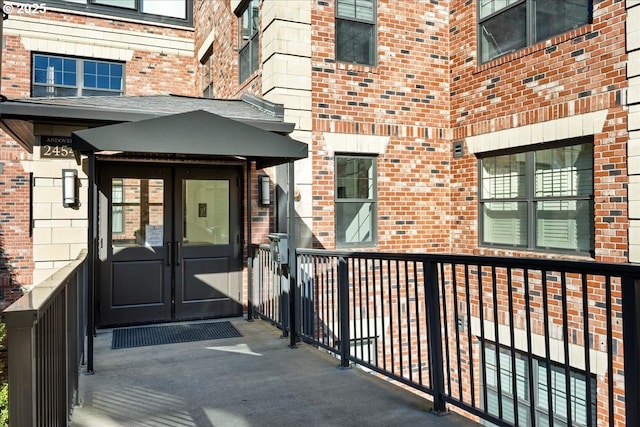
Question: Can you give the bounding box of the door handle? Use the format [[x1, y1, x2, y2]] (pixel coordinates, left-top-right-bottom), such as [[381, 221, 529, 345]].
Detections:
[[176, 242, 181, 266], [166, 241, 172, 266]]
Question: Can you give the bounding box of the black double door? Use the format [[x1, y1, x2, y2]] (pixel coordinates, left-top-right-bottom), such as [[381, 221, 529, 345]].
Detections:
[[98, 163, 242, 327]]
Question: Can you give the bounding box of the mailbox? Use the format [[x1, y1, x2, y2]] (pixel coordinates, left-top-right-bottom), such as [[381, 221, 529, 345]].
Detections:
[[268, 233, 289, 265]]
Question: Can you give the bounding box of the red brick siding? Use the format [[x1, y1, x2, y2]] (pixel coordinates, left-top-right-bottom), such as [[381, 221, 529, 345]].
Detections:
[[311, 0, 452, 251], [0, 10, 196, 297], [449, 0, 628, 263]]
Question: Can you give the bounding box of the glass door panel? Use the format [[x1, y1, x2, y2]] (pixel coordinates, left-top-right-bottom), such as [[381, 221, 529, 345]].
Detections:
[[99, 166, 171, 327], [183, 179, 229, 245], [111, 177, 164, 248]]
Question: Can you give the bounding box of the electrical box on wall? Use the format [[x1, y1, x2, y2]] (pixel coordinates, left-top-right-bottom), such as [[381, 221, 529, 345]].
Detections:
[[268, 233, 288, 265]]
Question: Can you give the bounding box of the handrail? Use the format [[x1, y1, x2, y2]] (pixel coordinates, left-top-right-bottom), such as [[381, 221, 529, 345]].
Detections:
[[3, 250, 88, 427], [3, 250, 87, 327], [296, 247, 640, 275], [254, 247, 640, 427]]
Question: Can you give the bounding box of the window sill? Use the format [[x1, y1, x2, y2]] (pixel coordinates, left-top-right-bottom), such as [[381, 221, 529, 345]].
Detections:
[[335, 243, 378, 250], [334, 61, 379, 75], [239, 70, 260, 88], [475, 246, 595, 262], [474, 24, 592, 74]]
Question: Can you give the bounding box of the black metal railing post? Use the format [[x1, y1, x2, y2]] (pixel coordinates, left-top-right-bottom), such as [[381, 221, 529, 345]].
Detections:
[[289, 265, 297, 348], [425, 259, 446, 413], [623, 276, 640, 427], [338, 256, 350, 368], [247, 244, 254, 321], [280, 263, 290, 338]]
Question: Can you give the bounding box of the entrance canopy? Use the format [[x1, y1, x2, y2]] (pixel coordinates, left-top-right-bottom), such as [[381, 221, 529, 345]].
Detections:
[[72, 109, 307, 168]]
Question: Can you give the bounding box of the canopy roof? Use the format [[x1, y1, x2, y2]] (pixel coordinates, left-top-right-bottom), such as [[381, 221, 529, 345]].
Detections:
[[72, 109, 307, 168]]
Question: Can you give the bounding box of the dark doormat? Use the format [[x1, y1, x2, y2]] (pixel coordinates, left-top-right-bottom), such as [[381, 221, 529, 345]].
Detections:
[[112, 321, 242, 349]]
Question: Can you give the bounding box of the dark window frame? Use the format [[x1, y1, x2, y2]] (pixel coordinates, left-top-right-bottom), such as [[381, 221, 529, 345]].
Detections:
[[478, 137, 594, 256], [477, 0, 592, 64], [483, 342, 597, 427], [201, 53, 214, 98], [335, 154, 378, 248], [32, 53, 125, 97], [237, 0, 260, 83], [335, 0, 377, 66], [15, 0, 193, 27]]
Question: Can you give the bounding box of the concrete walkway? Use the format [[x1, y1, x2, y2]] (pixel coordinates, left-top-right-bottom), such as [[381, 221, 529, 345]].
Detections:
[[71, 318, 480, 427]]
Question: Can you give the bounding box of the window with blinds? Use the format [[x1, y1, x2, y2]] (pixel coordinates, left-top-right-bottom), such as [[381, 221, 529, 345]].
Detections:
[[479, 139, 593, 255], [483, 344, 596, 427]]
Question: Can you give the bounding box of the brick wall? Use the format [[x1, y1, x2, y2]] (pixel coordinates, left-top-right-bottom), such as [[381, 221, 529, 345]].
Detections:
[[198, 0, 631, 260], [194, 0, 241, 99], [310, 0, 452, 251], [449, 0, 629, 263], [0, 8, 196, 291]]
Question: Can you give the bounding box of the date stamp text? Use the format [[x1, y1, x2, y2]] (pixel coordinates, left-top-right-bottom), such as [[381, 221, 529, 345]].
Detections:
[[3, 3, 48, 16]]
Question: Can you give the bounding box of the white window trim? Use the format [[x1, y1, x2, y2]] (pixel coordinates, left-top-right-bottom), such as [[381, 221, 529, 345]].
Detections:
[[323, 133, 389, 155], [466, 111, 607, 155], [470, 316, 608, 376]]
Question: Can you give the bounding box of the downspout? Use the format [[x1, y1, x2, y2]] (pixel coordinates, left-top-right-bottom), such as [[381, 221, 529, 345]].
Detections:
[[86, 152, 96, 374], [246, 160, 253, 321], [288, 160, 297, 347]]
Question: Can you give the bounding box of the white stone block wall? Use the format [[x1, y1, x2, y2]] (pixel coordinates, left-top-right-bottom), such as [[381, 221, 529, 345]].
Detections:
[[29, 150, 88, 285], [261, 0, 313, 247]]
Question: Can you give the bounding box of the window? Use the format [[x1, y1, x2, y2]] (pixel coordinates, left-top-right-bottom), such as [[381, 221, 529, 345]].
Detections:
[[478, 0, 591, 63], [112, 179, 124, 234], [479, 139, 593, 254], [484, 344, 596, 427], [349, 337, 377, 371], [238, 0, 259, 83], [48, 0, 189, 21], [335, 0, 376, 65], [202, 55, 214, 98], [335, 155, 376, 247], [33, 54, 124, 97]]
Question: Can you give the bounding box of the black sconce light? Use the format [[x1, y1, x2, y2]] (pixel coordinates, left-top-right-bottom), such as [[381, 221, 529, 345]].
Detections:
[[258, 174, 270, 206], [62, 169, 79, 208]]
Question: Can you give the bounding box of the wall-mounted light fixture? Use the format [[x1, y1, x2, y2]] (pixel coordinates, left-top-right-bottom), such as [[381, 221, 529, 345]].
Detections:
[[62, 169, 79, 208], [258, 174, 270, 206]]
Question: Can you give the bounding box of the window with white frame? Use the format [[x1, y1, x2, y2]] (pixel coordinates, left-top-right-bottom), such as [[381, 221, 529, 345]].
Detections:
[[335, 155, 377, 247], [479, 139, 593, 254], [335, 0, 376, 66], [484, 344, 596, 427], [238, 0, 259, 83], [33, 54, 124, 97], [478, 0, 591, 63]]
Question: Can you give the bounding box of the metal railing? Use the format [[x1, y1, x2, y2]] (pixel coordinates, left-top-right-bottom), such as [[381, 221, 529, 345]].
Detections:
[[252, 245, 286, 329], [253, 247, 640, 427], [2, 250, 88, 426]]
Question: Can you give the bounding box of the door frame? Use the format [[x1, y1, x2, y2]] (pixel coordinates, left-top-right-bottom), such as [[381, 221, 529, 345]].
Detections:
[[173, 165, 243, 321], [96, 160, 244, 327]]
